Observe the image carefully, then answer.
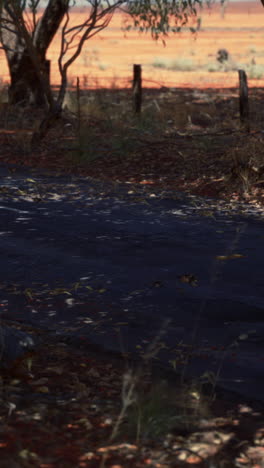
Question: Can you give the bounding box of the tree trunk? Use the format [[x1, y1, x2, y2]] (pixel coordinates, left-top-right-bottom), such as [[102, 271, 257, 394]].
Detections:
[[0, 0, 69, 107], [8, 53, 50, 106]]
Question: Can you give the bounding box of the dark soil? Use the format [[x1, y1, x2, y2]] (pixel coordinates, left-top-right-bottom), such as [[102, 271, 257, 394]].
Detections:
[[0, 86, 264, 467]]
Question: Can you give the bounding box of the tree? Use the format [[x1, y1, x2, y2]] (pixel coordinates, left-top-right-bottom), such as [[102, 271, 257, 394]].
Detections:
[[0, 0, 204, 141], [0, 1, 203, 106]]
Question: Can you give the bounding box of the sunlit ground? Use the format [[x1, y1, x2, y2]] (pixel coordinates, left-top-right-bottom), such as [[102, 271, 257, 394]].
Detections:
[[0, 1, 264, 90]]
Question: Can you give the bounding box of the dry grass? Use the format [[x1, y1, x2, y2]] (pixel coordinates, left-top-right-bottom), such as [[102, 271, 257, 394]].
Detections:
[[1, 325, 263, 468]]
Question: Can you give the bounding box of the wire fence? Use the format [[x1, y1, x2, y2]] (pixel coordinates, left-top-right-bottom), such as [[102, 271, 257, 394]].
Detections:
[[1, 66, 264, 92]]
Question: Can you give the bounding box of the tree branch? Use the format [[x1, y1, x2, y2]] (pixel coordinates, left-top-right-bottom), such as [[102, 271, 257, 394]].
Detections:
[[33, 0, 70, 59]]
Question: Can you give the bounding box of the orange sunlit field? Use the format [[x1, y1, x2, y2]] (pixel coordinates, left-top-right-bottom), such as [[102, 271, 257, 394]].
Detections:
[[1, 1, 264, 89]]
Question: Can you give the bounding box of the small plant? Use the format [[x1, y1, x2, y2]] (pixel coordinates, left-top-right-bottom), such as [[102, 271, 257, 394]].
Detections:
[[98, 63, 109, 71], [169, 58, 197, 71], [207, 62, 223, 72], [246, 63, 264, 79], [151, 57, 171, 69], [124, 379, 211, 441], [151, 57, 196, 71], [225, 136, 264, 195]]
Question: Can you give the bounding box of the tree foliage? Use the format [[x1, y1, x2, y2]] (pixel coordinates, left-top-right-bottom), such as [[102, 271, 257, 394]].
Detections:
[[125, 0, 203, 38]]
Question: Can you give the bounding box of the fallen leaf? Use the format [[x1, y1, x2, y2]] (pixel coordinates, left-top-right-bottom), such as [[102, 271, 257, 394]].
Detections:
[[36, 386, 49, 393]]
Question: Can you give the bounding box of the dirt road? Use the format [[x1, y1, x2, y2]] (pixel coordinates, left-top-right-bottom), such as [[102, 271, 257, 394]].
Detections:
[[1, 164, 264, 403]]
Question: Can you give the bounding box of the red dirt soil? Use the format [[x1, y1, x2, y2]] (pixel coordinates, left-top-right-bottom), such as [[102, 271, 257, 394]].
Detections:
[[0, 2, 264, 90]]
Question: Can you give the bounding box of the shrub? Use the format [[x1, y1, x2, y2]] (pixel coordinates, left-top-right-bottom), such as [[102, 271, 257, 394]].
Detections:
[[246, 63, 264, 79], [151, 57, 196, 71]]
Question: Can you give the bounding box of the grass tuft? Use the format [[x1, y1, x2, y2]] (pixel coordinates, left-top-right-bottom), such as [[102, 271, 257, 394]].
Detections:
[[151, 57, 197, 71]]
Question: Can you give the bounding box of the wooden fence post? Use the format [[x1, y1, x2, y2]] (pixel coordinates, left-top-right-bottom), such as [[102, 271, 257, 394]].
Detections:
[[133, 64, 142, 114], [238, 69, 250, 131]]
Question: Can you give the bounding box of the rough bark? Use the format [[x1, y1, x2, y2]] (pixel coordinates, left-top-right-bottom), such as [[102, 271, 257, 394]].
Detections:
[[33, 0, 69, 60], [8, 53, 50, 106]]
